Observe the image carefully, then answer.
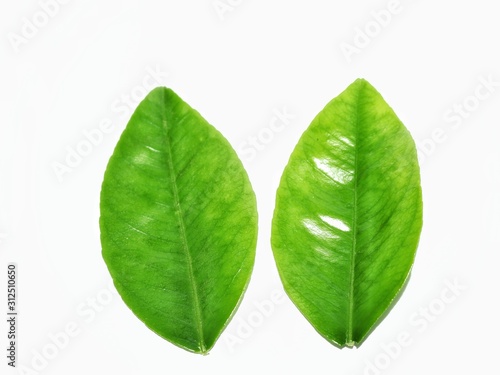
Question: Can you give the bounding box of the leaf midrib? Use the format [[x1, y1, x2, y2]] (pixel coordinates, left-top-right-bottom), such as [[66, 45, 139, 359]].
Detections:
[[161, 98, 206, 353], [347, 82, 362, 346]]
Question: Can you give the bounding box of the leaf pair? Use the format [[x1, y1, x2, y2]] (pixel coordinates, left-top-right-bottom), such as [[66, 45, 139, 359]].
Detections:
[[100, 79, 422, 354]]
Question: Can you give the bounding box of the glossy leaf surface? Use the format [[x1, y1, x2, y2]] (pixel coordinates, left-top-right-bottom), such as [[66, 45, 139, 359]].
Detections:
[[100, 87, 257, 354], [271, 79, 422, 348]]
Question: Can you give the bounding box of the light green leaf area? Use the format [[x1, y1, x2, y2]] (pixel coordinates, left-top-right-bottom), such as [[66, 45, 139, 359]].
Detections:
[[100, 87, 258, 354], [271, 79, 422, 348]]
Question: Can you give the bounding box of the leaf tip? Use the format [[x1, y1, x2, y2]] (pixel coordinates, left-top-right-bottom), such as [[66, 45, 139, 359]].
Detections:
[[148, 85, 175, 98], [352, 77, 374, 90]]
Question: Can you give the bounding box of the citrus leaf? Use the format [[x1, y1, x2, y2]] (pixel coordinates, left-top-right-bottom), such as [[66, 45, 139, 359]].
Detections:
[[271, 79, 422, 348], [100, 87, 258, 354]]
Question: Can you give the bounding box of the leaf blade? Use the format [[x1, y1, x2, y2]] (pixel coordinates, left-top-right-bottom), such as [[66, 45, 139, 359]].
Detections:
[[100, 87, 258, 353], [271, 79, 422, 347]]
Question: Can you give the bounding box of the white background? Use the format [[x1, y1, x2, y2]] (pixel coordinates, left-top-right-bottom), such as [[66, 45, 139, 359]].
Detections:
[[1, 0, 499, 374]]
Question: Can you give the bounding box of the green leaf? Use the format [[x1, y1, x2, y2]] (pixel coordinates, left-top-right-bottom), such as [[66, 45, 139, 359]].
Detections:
[[100, 87, 258, 354], [271, 79, 422, 348]]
